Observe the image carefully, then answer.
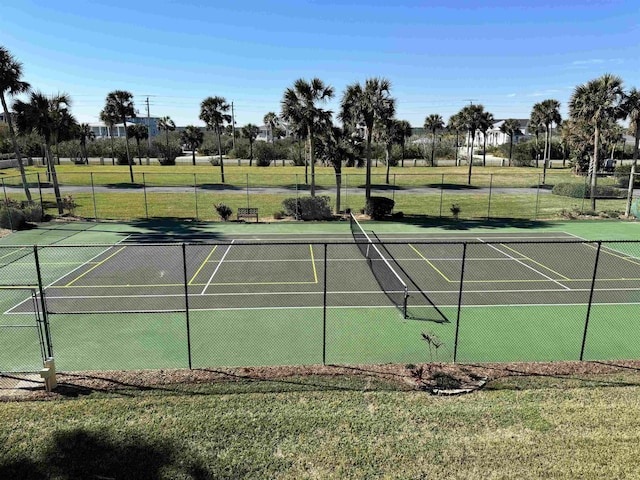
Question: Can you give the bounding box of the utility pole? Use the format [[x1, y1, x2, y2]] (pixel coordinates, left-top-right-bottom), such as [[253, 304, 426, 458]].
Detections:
[[146, 97, 151, 165], [231, 101, 236, 150]]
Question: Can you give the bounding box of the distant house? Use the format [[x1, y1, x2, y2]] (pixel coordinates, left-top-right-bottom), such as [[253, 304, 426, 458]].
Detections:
[[471, 119, 531, 147], [255, 122, 293, 142], [90, 117, 160, 139]]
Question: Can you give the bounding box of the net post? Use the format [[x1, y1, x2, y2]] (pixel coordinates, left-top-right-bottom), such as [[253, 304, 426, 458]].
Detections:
[[453, 242, 467, 363], [33, 245, 53, 359], [580, 241, 602, 361], [182, 243, 193, 369], [322, 243, 328, 365]]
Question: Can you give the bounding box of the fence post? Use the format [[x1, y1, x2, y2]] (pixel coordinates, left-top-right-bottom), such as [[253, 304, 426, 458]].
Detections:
[[2, 178, 12, 231], [453, 243, 467, 363], [90, 172, 98, 220], [142, 172, 148, 219], [182, 243, 193, 369], [535, 175, 541, 220], [439, 173, 445, 218], [487, 174, 493, 220], [33, 245, 53, 359], [323, 243, 328, 365], [580, 241, 602, 361], [194, 173, 199, 220]]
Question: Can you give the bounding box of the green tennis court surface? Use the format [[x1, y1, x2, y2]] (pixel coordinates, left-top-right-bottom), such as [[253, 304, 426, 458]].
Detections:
[[1, 220, 640, 371]]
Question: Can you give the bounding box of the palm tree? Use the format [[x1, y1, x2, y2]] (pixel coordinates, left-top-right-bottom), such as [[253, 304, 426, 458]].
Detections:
[[339, 78, 394, 200], [99, 106, 118, 165], [423, 114, 444, 167], [499, 119, 522, 166], [13, 92, 72, 213], [158, 116, 176, 161], [529, 109, 545, 167], [127, 124, 148, 165], [241, 124, 260, 166], [459, 104, 485, 184], [447, 113, 464, 167], [78, 123, 95, 164], [533, 99, 562, 184], [180, 125, 204, 166], [317, 124, 352, 213], [0, 46, 32, 201], [105, 90, 136, 182], [396, 120, 412, 167], [263, 112, 279, 143], [479, 111, 495, 166], [281, 78, 334, 197], [622, 88, 640, 216], [200, 96, 231, 183], [375, 110, 399, 184], [569, 74, 625, 210]]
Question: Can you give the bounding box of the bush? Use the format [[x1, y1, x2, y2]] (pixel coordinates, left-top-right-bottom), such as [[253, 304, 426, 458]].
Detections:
[[62, 195, 77, 214], [254, 142, 278, 166], [215, 203, 233, 221], [282, 196, 333, 220], [365, 196, 395, 219], [227, 139, 250, 160], [0, 207, 26, 230], [552, 182, 625, 199], [23, 205, 44, 223], [273, 211, 284, 220], [154, 140, 181, 166], [614, 164, 640, 188]]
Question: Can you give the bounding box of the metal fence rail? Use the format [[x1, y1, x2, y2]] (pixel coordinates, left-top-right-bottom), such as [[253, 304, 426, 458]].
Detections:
[[1, 239, 640, 371]]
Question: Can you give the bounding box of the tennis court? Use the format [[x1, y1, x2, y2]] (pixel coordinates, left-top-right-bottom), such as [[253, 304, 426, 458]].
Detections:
[[1, 218, 640, 371]]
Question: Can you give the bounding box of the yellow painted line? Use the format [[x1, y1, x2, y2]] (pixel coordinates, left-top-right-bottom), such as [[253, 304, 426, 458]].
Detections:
[[54, 281, 318, 288], [65, 246, 127, 287], [409, 244, 452, 282], [583, 243, 640, 267], [188, 245, 218, 285], [0, 247, 26, 259], [310, 244, 318, 283], [498, 244, 571, 280]]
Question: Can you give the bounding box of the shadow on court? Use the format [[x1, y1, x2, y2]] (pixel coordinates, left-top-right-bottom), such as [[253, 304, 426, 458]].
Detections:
[[125, 218, 224, 243], [381, 216, 554, 231]]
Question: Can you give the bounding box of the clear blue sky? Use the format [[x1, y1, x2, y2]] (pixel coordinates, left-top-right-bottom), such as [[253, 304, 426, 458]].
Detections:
[[2, 0, 638, 128]]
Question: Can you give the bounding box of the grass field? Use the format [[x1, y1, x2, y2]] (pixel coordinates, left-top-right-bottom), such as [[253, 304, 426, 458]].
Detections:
[[2, 369, 640, 478]]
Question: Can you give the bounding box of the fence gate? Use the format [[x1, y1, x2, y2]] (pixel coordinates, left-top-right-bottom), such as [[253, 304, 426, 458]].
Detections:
[[0, 287, 50, 373]]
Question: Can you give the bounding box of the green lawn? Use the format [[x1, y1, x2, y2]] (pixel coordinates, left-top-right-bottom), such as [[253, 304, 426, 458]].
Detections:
[[3, 371, 640, 478]]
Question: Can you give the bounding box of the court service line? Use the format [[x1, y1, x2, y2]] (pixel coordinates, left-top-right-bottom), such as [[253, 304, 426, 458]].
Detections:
[[0, 247, 27, 259], [201, 240, 234, 295], [496, 243, 571, 280], [408, 244, 452, 282], [478, 238, 571, 290], [310, 244, 318, 283], [188, 245, 218, 285]]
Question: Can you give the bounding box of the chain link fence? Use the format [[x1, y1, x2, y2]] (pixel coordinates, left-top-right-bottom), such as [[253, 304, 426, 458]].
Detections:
[[1, 238, 640, 372]]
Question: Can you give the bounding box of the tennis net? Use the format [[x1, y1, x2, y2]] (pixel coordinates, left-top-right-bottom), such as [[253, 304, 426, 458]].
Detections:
[[350, 214, 408, 318]]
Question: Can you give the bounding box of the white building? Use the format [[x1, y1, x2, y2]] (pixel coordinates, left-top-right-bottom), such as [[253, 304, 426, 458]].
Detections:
[[471, 119, 531, 147]]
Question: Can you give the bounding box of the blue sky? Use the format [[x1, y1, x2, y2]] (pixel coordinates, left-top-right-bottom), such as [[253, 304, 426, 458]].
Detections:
[[2, 0, 638, 127]]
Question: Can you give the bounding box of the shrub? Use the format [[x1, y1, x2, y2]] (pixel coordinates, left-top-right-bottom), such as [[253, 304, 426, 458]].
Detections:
[[364, 196, 395, 219], [450, 203, 461, 220], [0, 207, 26, 230], [227, 139, 250, 160], [552, 182, 625, 199], [215, 203, 233, 221], [614, 164, 640, 188], [273, 211, 284, 220], [62, 195, 77, 214], [23, 205, 44, 223], [254, 142, 278, 166], [209, 157, 220, 166], [154, 140, 181, 166], [282, 196, 332, 220]]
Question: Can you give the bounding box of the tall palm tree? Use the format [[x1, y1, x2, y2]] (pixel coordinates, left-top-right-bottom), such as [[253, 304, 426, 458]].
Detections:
[[99, 106, 118, 165], [127, 124, 148, 165], [533, 99, 562, 184], [376, 112, 399, 185], [200, 96, 231, 183], [241, 124, 260, 166], [423, 114, 444, 167], [569, 74, 625, 210], [459, 104, 485, 184], [479, 111, 495, 167], [282, 78, 334, 196], [447, 113, 464, 167], [263, 112, 279, 143], [78, 123, 95, 164], [622, 88, 640, 216], [339, 78, 394, 200], [105, 90, 136, 182], [13, 92, 72, 213], [158, 116, 176, 161], [499, 119, 522, 166], [529, 109, 545, 167], [317, 124, 351, 213], [180, 125, 204, 166], [0, 46, 32, 201], [396, 120, 412, 167]]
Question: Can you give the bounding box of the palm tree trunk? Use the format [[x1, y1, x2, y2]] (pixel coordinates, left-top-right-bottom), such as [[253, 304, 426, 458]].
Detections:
[[109, 128, 115, 165], [455, 131, 459, 166], [137, 139, 142, 165], [467, 135, 474, 185], [365, 129, 373, 201], [542, 128, 549, 185], [249, 140, 254, 167], [304, 138, 308, 185], [431, 130, 436, 167], [591, 127, 599, 211], [335, 170, 341, 214], [1, 94, 32, 202], [385, 144, 391, 184], [482, 133, 487, 167], [217, 126, 225, 183], [45, 140, 63, 214], [308, 126, 316, 197], [509, 136, 514, 166], [401, 141, 405, 167], [192, 147, 196, 167], [625, 126, 640, 217], [123, 119, 133, 183]]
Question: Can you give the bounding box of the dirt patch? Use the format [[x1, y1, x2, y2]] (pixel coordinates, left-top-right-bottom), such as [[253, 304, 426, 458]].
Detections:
[[3, 360, 640, 402]]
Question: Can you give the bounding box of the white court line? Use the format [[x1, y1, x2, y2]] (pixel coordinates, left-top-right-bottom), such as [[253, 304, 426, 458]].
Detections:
[[201, 239, 234, 295], [561, 231, 640, 263], [477, 238, 571, 290], [4, 234, 132, 314]]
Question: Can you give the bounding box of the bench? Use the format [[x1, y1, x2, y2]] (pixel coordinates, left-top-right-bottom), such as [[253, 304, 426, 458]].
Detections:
[[237, 207, 259, 222]]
